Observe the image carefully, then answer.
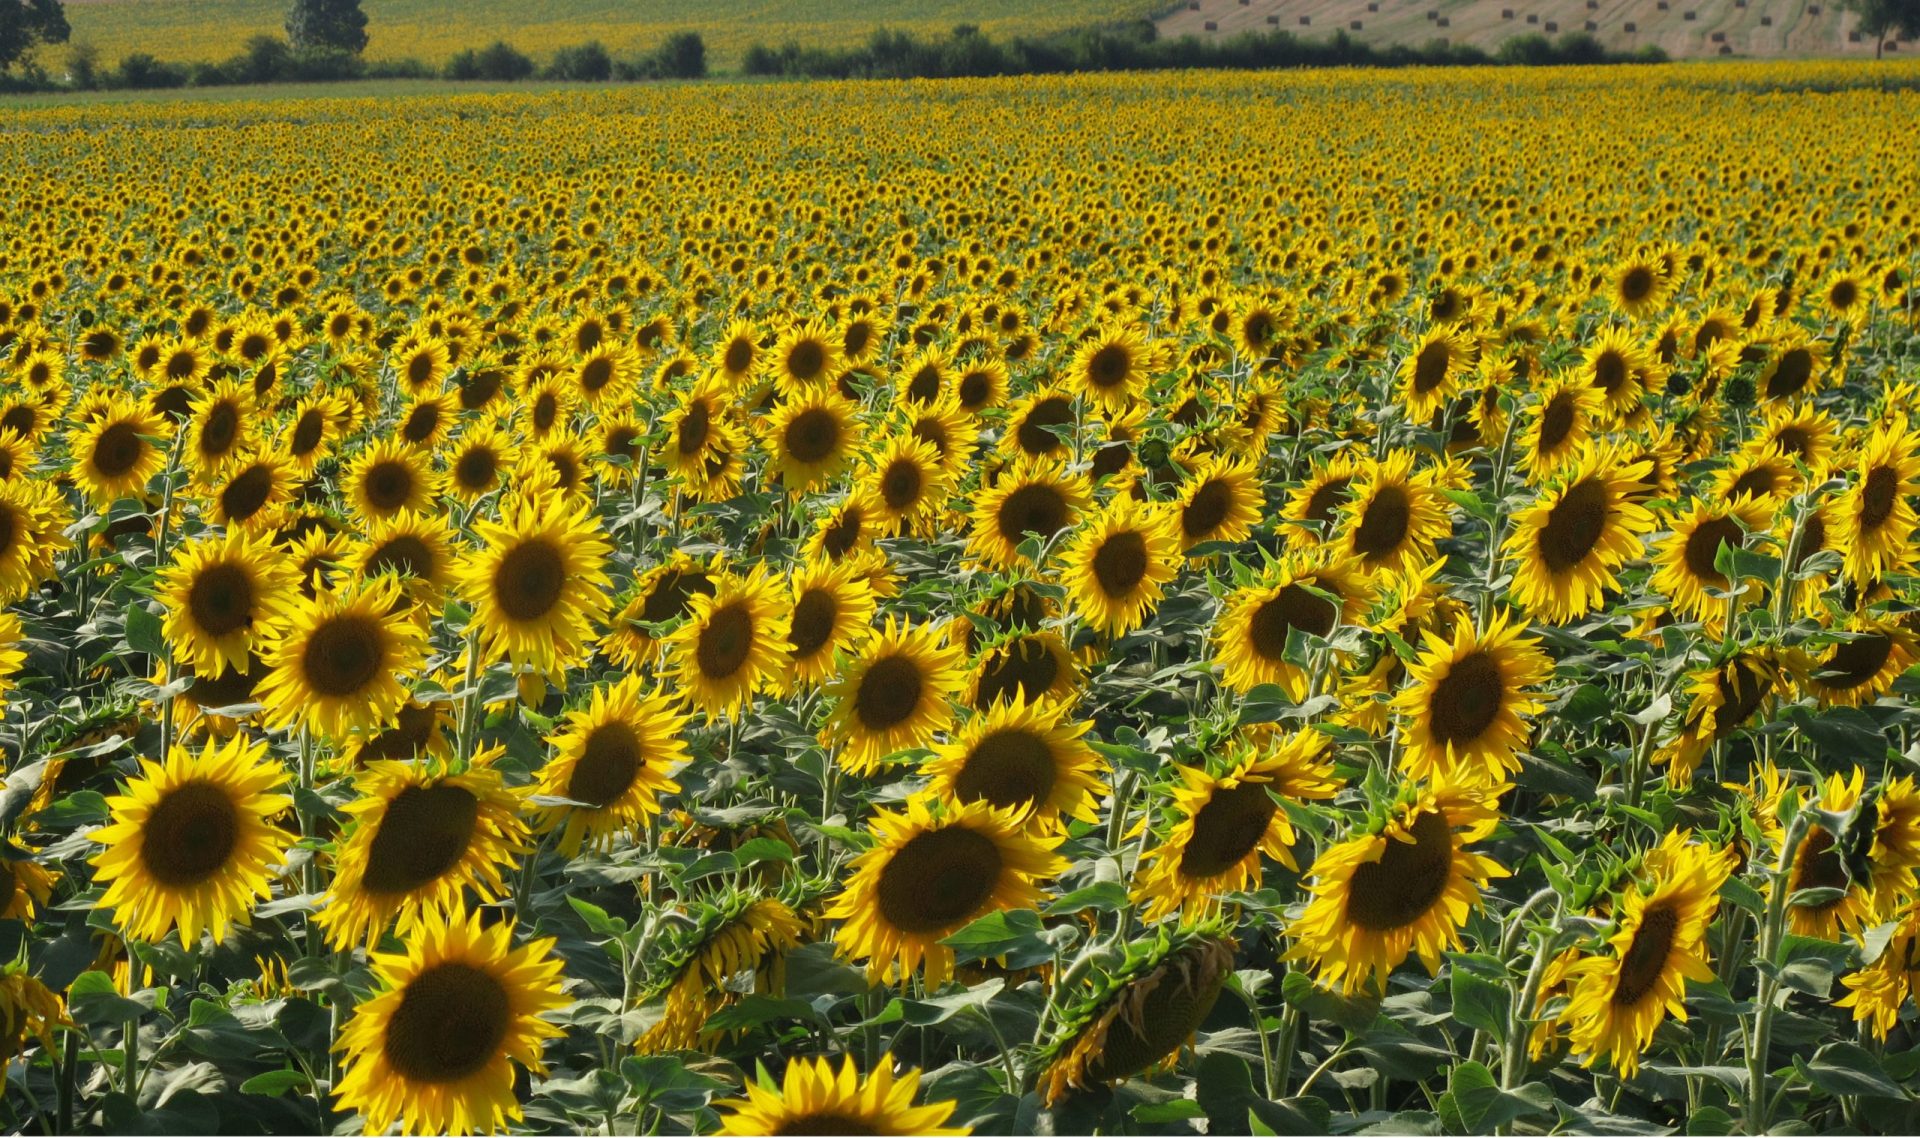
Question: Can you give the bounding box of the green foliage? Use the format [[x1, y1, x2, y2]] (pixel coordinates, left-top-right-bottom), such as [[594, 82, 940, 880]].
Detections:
[[0, 0, 69, 72], [283, 0, 367, 55]]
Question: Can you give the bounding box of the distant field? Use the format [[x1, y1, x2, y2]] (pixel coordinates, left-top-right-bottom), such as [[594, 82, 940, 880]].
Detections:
[[59, 0, 1161, 68], [1160, 0, 1910, 57]]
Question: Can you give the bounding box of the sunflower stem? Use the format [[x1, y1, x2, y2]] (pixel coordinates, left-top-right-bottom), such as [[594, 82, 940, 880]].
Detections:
[[1744, 809, 1810, 1136], [1500, 910, 1558, 1095]]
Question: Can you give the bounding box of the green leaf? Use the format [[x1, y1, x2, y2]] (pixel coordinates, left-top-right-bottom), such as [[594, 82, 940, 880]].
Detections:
[[567, 896, 629, 937], [124, 603, 166, 658], [1448, 969, 1510, 1040], [1280, 969, 1379, 1033], [66, 970, 154, 1026], [901, 979, 1004, 1026], [1442, 1060, 1500, 1132], [1687, 1106, 1736, 1135], [941, 908, 1055, 969], [1131, 1099, 1207, 1123], [238, 1069, 311, 1097], [620, 1055, 725, 1111], [1798, 1042, 1909, 1101], [732, 836, 796, 866], [1041, 881, 1130, 916]]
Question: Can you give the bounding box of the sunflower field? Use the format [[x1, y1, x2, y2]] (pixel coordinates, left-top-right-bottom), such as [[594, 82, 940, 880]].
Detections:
[[1, 59, 1919, 1137]]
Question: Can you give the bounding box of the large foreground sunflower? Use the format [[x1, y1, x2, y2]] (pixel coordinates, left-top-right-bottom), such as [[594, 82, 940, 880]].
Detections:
[[1394, 610, 1552, 782], [255, 576, 428, 740], [824, 617, 966, 774], [90, 734, 292, 946], [1288, 777, 1509, 994], [825, 795, 1064, 987], [458, 488, 612, 678], [334, 907, 566, 1136], [1503, 447, 1655, 623], [923, 696, 1106, 829], [157, 528, 297, 676], [711, 1055, 968, 1137]]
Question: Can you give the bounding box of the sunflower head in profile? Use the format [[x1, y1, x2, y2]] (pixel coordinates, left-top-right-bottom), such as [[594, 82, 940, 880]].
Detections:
[[966, 459, 1092, 571], [781, 556, 876, 691], [333, 906, 565, 1137], [89, 734, 292, 947], [317, 753, 530, 950], [1174, 453, 1262, 551], [765, 389, 862, 495], [1133, 728, 1342, 922], [924, 696, 1106, 830], [1838, 418, 1920, 586], [0, 963, 66, 1085], [345, 436, 441, 524], [1288, 775, 1509, 994], [71, 395, 171, 509], [1560, 834, 1733, 1077], [157, 528, 297, 679], [636, 890, 807, 1055], [458, 487, 613, 679], [1836, 900, 1920, 1040], [1212, 551, 1374, 700], [1059, 497, 1181, 637], [1393, 609, 1552, 783], [1038, 922, 1236, 1107], [255, 575, 429, 740], [665, 565, 789, 720], [1398, 324, 1474, 423], [533, 674, 686, 855], [825, 794, 1065, 988], [712, 1054, 968, 1138], [1503, 445, 1657, 624], [824, 617, 966, 775], [1649, 496, 1775, 628], [1653, 648, 1781, 788]]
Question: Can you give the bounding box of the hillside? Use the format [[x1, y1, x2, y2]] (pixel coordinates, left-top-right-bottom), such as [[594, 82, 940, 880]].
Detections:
[[58, 0, 1160, 68], [1158, 0, 1909, 57]]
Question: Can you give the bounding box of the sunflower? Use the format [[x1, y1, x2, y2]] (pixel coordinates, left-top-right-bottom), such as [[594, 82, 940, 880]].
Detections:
[[90, 734, 292, 946], [861, 435, 951, 532], [1394, 609, 1553, 783], [1709, 448, 1798, 507], [392, 337, 453, 395], [1522, 375, 1602, 480], [711, 1055, 967, 1138], [601, 554, 718, 670], [184, 379, 253, 482], [1504, 447, 1656, 623], [1174, 453, 1263, 551], [824, 617, 966, 774], [1038, 923, 1235, 1107], [712, 319, 762, 383], [1757, 403, 1836, 472], [765, 389, 861, 494], [782, 556, 876, 690], [209, 451, 296, 530], [0, 846, 54, 920], [768, 318, 841, 394], [1654, 648, 1781, 788], [970, 628, 1081, 710], [333, 907, 566, 1137], [458, 488, 612, 678], [1835, 901, 1920, 1040], [157, 528, 298, 676], [280, 394, 336, 475], [532, 675, 686, 855], [0, 964, 65, 1088], [665, 565, 790, 719], [71, 395, 170, 508], [1792, 618, 1918, 708], [966, 460, 1091, 569], [1284, 449, 1363, 542], [1071, 325, 1160, 412], [1838, 418, 1920, 584], [1288, 776, 1509, 994], [1134, 729, 1340, 921], [1608, 256, 1669, 318], [955, 357, 1008, 414], [1212, 551, 1374, 700], [1058, 497, 1180, 636], [1340, 451, 1454, 574], [1561, 836, 1733, 1077], [1650, 497, 1775, 627], [352, 698, 455, 766], [1757, 336, 1825, 403], [442, 421, 515, 503], [1580, 326, 1654, 418], [573, 343, 639, 407], [0, 427, 34, 483], [1399, 324, 1473, 422], [924, 696, 1105, 829], [345, 436, 441, 523], [637, 891, 808, 1055], [1003, 386, 1077, 462], [256, 576, 429, 740], [661, 377, 733, 482], [825, 794, 1065, 988], [317, 755, 529, 949]]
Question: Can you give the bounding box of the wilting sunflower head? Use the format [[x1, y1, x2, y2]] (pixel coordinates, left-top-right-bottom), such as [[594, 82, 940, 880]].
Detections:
[[824, 616, 966, 775], [457, 486, 613, 678], [533, 674, 687, 855], [824, 794, 1066, 989], [712, 1054, 969, 1138], [157, 527, 298, 678], [256, 575, 429, 741], [925, 695, 1106, 830], [0, 964, 66, 1082], [333, 906, 567, 1137], [1288, 775, 1510, 994], [90, 733, 293, 947], [316, 752, 530, 950], [1038, 921, 1236, 1106], [666, 564, 790, 720], [636, 889, 808, 1055]]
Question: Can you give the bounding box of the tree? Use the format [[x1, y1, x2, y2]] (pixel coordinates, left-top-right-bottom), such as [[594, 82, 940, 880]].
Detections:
[[653, 31, 706, 79], [1842, 0, 1920, 56], [0, 0, 70, 73], [285, 0, 368, 55]]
